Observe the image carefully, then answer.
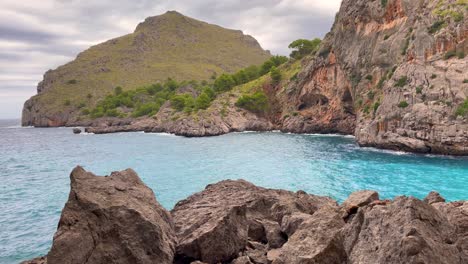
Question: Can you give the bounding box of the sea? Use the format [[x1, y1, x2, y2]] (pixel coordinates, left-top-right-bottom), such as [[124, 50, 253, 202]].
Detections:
[[0, 119, 467, 263]]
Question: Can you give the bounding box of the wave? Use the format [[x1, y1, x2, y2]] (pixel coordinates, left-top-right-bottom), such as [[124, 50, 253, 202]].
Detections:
[[143, 132, 177, 137]]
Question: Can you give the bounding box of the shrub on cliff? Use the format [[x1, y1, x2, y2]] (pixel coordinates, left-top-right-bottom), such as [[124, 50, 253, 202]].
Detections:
[[270, 66, 282, 85], [235, 91, 269, 113], [455, 99, 468, 117], [288, 38, 321, 60], [214, 74, 236, 93]]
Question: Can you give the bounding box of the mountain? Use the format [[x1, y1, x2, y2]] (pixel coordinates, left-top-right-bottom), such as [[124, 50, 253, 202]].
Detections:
[[87, 0, 467, 155], [22, 11, 271, 126]]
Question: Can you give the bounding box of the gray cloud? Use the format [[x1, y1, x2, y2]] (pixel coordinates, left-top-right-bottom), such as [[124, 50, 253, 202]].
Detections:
[[0, 0, 341, 118]]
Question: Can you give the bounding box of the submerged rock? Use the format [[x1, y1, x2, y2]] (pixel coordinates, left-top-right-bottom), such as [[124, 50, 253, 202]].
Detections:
[[72, 128, 81, 134], [46, 166, 176, 264]]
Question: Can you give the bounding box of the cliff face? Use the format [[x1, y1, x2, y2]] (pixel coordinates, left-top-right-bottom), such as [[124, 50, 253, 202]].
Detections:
[[22, 11, 271, 127], [23, 168, 468, 264], [281, 0, 467, 154]]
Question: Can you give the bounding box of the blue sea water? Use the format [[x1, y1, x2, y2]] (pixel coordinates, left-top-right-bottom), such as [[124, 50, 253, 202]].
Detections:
[[0, 119, 467, 263]]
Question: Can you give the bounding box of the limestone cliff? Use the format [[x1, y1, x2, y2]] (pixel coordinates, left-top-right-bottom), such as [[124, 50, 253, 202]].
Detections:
[[281, 0, 467, 154]]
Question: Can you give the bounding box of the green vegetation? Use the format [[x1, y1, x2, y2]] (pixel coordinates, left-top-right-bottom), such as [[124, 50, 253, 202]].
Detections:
[[87, 54, 290, 118], [64, 99, 71, 106], [398, 101, 409, 108], [401, 38, 410, 55], [428, 20, 446, 34], [270, 66, 282, 85], [235, 91, 269, 113], [377, 73, 388, 89], [433, 0, 465, 25], [365, 75, 373, 81], [388, 66, 398, 79], [395, 76, 408, 87], [416, 86, 423, 94], [463, 79, 468, 83], [373, 101, 381, 114], [213, 56, 287, 92], [444, 50, 457, 60], [288, 38, 321, 60], [381, 0, 388, 8], [457, 51, 465, 59], [455, 99, 468, 117], [88, 79, 181, 118], [431, 74, 437, 79], [25, 11, 271, 119], [367, 91, 375, 100]]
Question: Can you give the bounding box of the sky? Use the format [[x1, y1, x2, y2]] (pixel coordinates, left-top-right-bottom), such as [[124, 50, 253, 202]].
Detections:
[[0, 0, 342, 119]]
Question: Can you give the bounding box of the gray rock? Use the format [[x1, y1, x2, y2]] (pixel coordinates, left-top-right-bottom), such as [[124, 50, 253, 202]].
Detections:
[[46, 166, 176, 264], [72, 128, 81, 134]]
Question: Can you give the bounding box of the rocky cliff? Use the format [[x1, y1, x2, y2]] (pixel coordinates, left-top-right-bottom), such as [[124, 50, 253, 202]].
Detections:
[[23, 167, 468, 264], [83, 0, 467, 155], [22, 11, 270, 127], [282, 0, 467, 155], [23, 1, 467, 155]]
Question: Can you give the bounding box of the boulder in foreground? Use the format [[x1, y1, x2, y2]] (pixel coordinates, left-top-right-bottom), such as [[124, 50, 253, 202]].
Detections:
[[46, 166, 176, 264], [22, 168, 467, 264]]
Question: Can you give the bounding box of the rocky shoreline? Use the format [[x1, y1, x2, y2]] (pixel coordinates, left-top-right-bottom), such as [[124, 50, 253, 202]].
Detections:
[[23, 167, 468, 264]]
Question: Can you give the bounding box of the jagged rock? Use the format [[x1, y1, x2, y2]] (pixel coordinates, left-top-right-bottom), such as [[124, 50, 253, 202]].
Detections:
[[231, 256, 253, 264], [424, 191, 446, 205], [261, 220, 287, 249], [20, 256, 47, 264], [46, 166, 176, 264], [280, 212, 311, 237], [171, 180, 334, 263], [273, 205, 347, 264], [72, 128, 81, 134], [341, 190, 379, 219], [343, 196, 462, 264], [23, 173, 468, 264]]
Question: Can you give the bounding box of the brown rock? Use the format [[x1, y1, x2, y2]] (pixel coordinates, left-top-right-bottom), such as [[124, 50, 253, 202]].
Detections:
[[341, 190, 379, 219], [343, 196, 461, 264], [20, 256, 47, 264], [231, 256, 253, 264], [47, 166, 176, 264], [273, 205, 347, 264], [424, 191, 446, 205], [171, 180, 334, 263]]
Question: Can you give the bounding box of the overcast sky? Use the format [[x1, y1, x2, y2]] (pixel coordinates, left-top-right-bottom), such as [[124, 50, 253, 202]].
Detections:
[[0, 0, 342, 119]]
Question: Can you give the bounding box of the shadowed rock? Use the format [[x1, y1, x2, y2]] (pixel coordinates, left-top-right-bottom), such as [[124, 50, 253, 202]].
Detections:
[[171, 180, 335, 263], [47, 166, 176, 264]]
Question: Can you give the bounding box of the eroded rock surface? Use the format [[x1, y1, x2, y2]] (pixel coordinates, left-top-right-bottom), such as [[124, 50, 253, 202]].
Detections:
[[23, 170, 467, 264], [171, 180, 334, 263], [43, 166, 176, 264]]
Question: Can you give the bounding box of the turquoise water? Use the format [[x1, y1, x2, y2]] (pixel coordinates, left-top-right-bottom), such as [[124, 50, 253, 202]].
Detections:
[[0, 119, 467, 263]]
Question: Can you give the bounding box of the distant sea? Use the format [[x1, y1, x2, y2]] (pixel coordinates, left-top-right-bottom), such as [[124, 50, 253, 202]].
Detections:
[[1, 119, 467, 263]]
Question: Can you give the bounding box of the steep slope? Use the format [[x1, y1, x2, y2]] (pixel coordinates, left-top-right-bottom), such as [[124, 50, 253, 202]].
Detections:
[[22, 11, 271, 127], [278, 0, 467, 155]]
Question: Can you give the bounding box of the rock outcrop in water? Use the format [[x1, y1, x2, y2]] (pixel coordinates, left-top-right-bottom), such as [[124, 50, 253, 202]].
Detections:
[[24, 168, 468, 264]]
